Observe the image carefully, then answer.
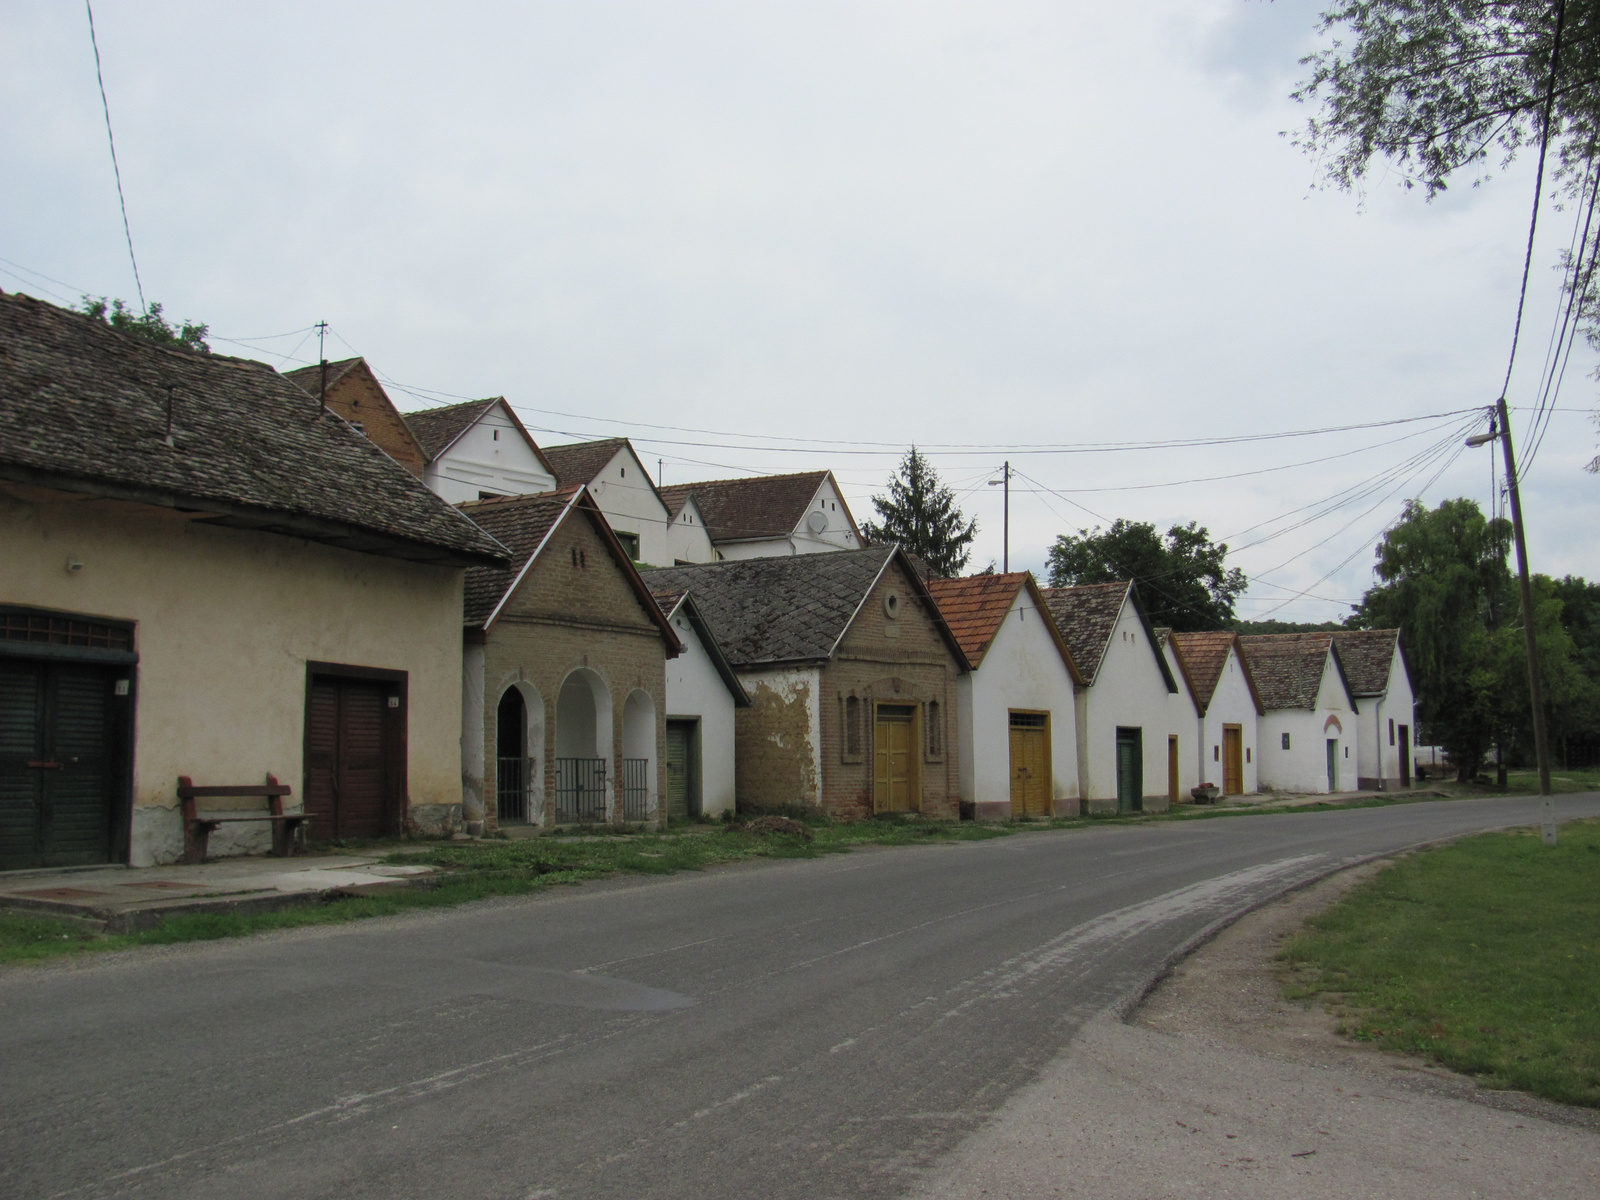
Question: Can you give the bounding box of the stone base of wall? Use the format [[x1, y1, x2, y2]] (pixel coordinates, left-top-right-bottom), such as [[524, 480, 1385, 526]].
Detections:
[[1052, 797, 1082, 819], [1142, 796, 1171, 814], [409, 802, 463, 838], [1084, 798, 1119, 816], [974, 800, 1011, 823]]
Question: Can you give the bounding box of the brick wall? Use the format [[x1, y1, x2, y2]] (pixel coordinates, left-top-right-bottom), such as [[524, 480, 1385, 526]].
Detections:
[[323, 369, 427, 477]]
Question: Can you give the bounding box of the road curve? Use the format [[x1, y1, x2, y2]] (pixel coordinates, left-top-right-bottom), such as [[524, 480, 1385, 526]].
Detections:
[[3, 793, 1595, 1200]]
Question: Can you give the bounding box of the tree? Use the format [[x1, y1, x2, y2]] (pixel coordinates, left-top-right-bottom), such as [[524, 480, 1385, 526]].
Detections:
[[1046, 519, 1247, 631], [78, 296, 210, 353], [861, 448, 978, 578]]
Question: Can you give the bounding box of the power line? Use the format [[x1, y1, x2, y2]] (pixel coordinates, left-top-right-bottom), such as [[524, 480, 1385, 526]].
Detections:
[[84, 1, 144, 314]]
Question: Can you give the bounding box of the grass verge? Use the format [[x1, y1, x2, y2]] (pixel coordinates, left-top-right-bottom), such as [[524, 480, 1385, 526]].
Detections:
[[1280, 818, 1600, 1108]]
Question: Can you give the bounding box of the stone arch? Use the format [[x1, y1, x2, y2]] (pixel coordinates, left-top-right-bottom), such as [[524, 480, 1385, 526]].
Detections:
[[494, 680, 545, 825], [555, 668, 612, 823], [622, 689, 658, 823]]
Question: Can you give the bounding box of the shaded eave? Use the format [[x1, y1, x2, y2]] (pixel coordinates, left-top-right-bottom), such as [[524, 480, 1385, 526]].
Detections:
[[662, 592, 751, 707], [1164, 638, 1206, 717], [829, 546, 974, 671], [478, 487, 683, 656], [0, 463, 509, 569]]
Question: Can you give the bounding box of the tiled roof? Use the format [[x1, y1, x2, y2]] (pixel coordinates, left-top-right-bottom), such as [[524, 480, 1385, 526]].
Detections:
[[0, 292, 506, 567], [1237, 634, 1339, 710], [1040, 582, 1131, 684], [541, 437, 630, 488], [650, 589, 751, 706], [1170, 631, 1262, 715], [1330, 629, 1402, 695], [657, 471, 830, 543], [402, 398, 499, 460], [927, 573, 1029, 666], [455, 488, 578, 625], [282, 356, 362, 396]]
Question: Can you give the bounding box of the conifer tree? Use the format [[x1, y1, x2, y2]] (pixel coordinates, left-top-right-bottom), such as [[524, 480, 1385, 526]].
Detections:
[[861, 447, 977, 578]]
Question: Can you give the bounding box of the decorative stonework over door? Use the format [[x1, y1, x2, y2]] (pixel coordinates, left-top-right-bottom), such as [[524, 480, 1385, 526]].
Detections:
[[1008, 711, 1050, 818], [873, 704, 919, 813]]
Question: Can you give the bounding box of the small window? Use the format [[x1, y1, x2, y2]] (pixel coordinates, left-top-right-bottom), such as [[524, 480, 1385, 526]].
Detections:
[[615, 531, 641, 561], [1281, 732, 1291, 750], [493, 429, 499, 441], [1213, 745, 1220, 762], [1009, 711, 1046, 727], [620, 466, 626, 477], [843, 696, 862, 761], [1247, 747, 1252, 763], [926, 701, 943, 758], [1389, 718, 1395, 746]]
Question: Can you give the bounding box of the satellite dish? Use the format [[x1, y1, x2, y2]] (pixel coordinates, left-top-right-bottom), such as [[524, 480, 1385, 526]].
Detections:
[[805, 510, 828, 534]]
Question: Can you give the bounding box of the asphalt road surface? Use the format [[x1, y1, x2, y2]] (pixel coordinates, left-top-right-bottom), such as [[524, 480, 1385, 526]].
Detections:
[[4, 794, 1597, 1200]]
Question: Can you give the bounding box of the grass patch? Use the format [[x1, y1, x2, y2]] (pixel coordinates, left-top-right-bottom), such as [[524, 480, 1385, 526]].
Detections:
[[1280, 819, 1600, 1108]]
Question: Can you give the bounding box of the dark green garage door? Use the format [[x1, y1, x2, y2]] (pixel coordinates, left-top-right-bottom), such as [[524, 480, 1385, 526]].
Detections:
[[0, 659, 119, 870]]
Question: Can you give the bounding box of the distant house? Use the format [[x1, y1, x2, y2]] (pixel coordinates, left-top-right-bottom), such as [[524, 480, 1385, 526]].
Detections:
[[455, 488, 682, 832], [541, 437, 711, 566], [283, 357, 430, 478], [653, 590, 751, 819], [404, 397, 558, 504], [1155, 629, 1203, 800], [1042, 582, 1180, 813], [1165, 631, 1263, 798], [0, 293, 508, 868], [642, 546, 970, 819], [657, 470, 863, 560], [1331, 630, 1416, 790], [927, 573, 1083, 820], [1238, 634, 1359, 793]]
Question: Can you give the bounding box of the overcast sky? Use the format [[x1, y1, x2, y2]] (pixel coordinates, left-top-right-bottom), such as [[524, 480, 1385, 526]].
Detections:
[[3, 1, 1595, 620]]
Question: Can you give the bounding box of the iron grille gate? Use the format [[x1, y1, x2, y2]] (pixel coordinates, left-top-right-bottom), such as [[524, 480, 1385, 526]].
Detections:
[[497, 757, 536, 823], [555, 757, 606, 823], [622, 758, 649, 822]]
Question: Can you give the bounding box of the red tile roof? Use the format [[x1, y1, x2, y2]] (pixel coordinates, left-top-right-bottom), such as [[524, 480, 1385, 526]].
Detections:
[[541, 437, 631, 488], [927, 573, 1082, 679], [1169, 631, 1263, 716]]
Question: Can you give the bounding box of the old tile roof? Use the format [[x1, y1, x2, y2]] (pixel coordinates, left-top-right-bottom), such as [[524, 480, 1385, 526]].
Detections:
[[641, 545, 968, 669], [1330, 629, 1402, 695], [540, 437, 631, 488], [657, 470, 837, 543], [1169, 631, 1263, 715], [652, 589, 751, 706], [1040, 582, 1131, 684], [402, 398, 499, 460], [455, 488, 681, 654], [283, 356, 362, 396], [926, 572, 1082, 679], [1237, 634, 1353, 710], [0, 292, 506, 567]]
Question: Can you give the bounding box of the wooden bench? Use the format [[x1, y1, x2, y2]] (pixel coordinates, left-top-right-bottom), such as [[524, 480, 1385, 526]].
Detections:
[[178, 774, 309, 864]]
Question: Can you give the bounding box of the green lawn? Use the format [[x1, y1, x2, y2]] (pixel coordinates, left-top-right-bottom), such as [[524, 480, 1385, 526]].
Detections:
[[1281, 819, 1600, 1107]]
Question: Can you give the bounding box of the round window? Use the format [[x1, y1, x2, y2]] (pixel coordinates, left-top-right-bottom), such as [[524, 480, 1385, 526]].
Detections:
[[883, 591, 902, 619]]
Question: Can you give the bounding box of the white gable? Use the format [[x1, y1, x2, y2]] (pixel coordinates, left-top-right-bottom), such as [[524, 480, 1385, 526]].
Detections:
[[1079, 596, 1175, 805], [667, 494, 716, 564], [423, 400, 556, 504], [584, 444, 676, 566], [790, 475, 862, 553]]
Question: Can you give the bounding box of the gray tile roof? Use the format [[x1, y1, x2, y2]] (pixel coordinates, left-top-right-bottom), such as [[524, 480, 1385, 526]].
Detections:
[[282, 356, 363, 397], [0, 292, 506, 567], [641, 545, 899, 667], [1330, 629, 1402, 696], [1237, 634, 1341, 710], [402, 398, 499, 460], [1040, 582, 1130, 683], [455, 488, 579, 626], [541, 438, 630, 488], [657, 471, 832, 543]]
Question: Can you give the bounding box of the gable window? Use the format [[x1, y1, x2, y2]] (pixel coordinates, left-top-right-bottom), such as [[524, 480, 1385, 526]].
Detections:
[[620, 466, 626, 477], [1281, 732, 1291, 750], [841, 695, 862, 762], [492, 429, 499, 441], [615, 531, 641, 561]]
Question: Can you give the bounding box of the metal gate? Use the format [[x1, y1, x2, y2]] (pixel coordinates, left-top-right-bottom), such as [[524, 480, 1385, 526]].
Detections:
[[622, 758, 649, 822], [497, 757, 536, 823], [555, 757, 606, 823]]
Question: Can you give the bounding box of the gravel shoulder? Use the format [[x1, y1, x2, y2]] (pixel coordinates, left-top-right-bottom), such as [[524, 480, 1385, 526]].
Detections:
[[912, 862, 1600, 1200]]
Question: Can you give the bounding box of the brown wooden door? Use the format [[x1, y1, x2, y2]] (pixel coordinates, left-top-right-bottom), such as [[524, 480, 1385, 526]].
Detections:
[[1222, 725, 1244, 795], [1398, 725, 1411, 786], [1167, 736, 1179, 803], [305, 676, 390, 839], [1009, 712, 1050, 818], [873, 705, 919, 813]]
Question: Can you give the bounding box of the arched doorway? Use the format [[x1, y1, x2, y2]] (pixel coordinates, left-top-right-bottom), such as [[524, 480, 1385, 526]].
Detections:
[[622, 690, 656, 823], [555, 670, 610, 823], [495, 682, 544, 825]]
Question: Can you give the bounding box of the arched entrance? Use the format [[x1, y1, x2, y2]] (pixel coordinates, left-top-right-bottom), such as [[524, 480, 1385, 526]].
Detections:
[[555, 670, 610, 823], [622, 690, 657, 823], [495, 682, 544, 825]]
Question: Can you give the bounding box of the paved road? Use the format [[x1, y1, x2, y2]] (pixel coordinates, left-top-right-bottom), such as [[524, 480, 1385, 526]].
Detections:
[[4, 794, 1596, 1200]]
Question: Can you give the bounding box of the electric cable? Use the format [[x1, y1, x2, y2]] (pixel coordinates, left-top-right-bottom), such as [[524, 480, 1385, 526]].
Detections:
[[84, 0, 144, 314]]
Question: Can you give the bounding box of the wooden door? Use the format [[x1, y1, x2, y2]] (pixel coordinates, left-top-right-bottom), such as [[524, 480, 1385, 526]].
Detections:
[[665, 719, 696, 820], [1008, 712, 1050, 818], [873, 704, 919, 813], [0, 660, 116, 870], [1398, 725, 1411, 787], [305, 676, 391, 839], [1222, 725, 1243, 795], [1115, 727, 1142, 812], [1167, 736, 1179, 804]]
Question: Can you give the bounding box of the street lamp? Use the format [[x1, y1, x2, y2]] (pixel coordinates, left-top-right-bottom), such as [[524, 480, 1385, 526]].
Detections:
[[1465, 398, 1556, 846]]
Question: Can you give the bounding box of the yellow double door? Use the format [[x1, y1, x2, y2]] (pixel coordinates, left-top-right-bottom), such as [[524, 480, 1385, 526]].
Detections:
[[873, 705, 920, 813], [1009, 712, 1051, 818]]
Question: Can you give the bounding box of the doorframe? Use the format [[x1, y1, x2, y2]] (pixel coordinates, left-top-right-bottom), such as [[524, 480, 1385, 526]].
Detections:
[[303, 662, 409, 836], [873, 701, 922, 813], [1008, 709, 1052, 818], [1115, 726, 1143, 813], [665, 716, 702, 820], [1398, 725, 1411, 787], [1221, 723, 1243, 796]]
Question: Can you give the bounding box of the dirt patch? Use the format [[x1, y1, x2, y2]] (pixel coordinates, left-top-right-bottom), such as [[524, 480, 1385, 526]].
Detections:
[[1133, 859, 1600, 1133]]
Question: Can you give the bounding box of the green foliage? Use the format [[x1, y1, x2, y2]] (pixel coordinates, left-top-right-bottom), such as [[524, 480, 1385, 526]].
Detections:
[[77, 295, 210, 353], [1281, 821, 1600, 1108], [861, 447, 978, 578], [1046, 518, 1246, 631], [1233, 619, 1345, 636]]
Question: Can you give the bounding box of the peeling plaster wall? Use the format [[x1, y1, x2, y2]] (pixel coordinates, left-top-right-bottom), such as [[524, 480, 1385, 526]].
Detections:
[[734, 668, 821, 810]]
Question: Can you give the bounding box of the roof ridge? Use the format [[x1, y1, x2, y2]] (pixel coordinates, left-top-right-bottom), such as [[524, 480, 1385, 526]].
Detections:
[[657, 468, 829, 490]]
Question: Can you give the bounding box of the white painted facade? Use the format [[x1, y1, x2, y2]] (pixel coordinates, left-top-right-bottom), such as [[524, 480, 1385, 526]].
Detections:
[[1256, 653, 1359, 794], [1077, 599, 1178, 811], [955, 589, 1080, 818], [714, 475, 863, 559], [666, 494, 716, 565], [1197, 646, 1260, 796], [578, 445, 682, 567], [663, 600, 741, 817], [423, 399, 556, 504], [1353, 648, 1418, 790], [1160, 640, 1203, 798]]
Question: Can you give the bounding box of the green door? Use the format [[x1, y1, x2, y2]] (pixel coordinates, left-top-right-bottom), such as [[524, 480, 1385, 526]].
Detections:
[[0, 660, 117, 870], [665, 720, 697, 820], [1115, 727, 1143, 813], [1326, 738, 1338, 792]]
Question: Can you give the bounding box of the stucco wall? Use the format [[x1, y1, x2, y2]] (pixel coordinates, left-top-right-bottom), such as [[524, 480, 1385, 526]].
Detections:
[[1354, 650, 1417, 789], [475, 508, 668, 829], [3, 494, 465, 865], [424, 401, 556, 504], [1198, 648, 1259, 796], [960, 590, 1080, 816], [583, 447, 676, 567], [1080, 601, 1176, 809], [666, 499, 716, 564], [735, 667, 823, 810], [663, 609, 738, 816], [1162, 642, 1203, 799], [1256, 658, 1357, 794]]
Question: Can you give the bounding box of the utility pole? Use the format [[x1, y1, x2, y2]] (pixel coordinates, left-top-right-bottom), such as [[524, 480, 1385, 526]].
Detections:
[[658, 458, 664, 487], [315, 321, 329, 416], [988, 461, 1011, 572], [1468, 401, 1555, 844]]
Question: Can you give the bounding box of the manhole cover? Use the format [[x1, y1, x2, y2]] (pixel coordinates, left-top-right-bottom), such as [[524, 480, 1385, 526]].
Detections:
[[12, 887, 109, 900]]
